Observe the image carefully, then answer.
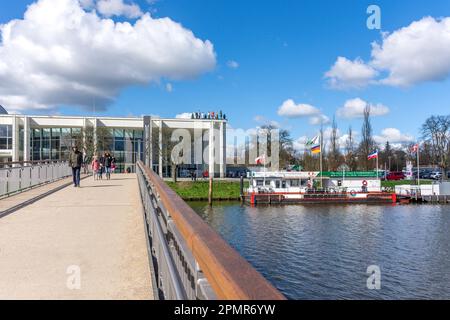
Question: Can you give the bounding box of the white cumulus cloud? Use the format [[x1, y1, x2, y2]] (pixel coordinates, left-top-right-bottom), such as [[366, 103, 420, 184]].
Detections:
[[253, 115, 280, 128], [324, 57, 377, 89], [227, 60, 239, 69], [277, 99, 320, 118], [96, 0, 143, 19], [0, 0, 216, 112], [327, 16, 450, 89], [309, 114, 330, 126], [175, 112, 192, 119], [337, 98, 389, 119], [371, 16, 450, 87], [374, 128, 415, 145]]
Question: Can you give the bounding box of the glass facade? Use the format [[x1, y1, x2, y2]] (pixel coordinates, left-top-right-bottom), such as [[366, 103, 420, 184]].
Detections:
[[29, 127, 143, 173], [0, 125, 13, 150], [31, 128, 80, 161], [97, 128, 144, 173]]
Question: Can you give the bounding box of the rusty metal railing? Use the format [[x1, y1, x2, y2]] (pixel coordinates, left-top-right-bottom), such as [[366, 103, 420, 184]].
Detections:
[[136, 161, 285, 300]]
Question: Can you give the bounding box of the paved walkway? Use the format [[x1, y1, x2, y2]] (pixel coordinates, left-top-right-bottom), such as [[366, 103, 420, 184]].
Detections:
[[0, 174, 153, 300], [0, 177, 76, 217]]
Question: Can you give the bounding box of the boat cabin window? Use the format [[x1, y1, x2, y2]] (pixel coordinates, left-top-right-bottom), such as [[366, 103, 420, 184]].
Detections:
[[290, 179, 300, 187], [256, 180, 264, 186], [265, 180, 271, 186], [275, 181, 281, 188], [282, 181, 287, 188]]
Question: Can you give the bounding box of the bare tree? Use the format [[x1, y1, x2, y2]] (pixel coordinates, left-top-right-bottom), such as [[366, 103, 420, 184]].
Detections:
[[73, 126, 112, 161], [358, 105, 375, 170], [260, 125, 294, 169], [422, 115, 450, 177], [328, 116, 341, 171], [345, 126, 357, 171], [380, 141, 393, 171], [420, 141, 434, 167], [302, 149, 318, 171], [153, 126, 183, 182]]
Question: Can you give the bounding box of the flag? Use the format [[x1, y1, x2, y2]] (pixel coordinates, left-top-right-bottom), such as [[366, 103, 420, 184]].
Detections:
[[255, 155, 265, 165], [311, 145, 321, 154], [368, 150, 378, 160], [411, 144, 419, 153], [306, 135, 321, 154], [306, 135, 319, 147]]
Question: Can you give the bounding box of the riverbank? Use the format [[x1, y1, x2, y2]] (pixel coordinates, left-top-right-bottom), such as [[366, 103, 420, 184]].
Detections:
[[167, 181, 248, 201], [167, 179, 435, 201]]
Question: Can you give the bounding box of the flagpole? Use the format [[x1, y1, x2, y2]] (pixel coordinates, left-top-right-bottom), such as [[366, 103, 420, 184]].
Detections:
[[376, 151, 379, 182], [417, 144, 420, 187], [320, 127, 323, 188], [263, 155, 266, 188]]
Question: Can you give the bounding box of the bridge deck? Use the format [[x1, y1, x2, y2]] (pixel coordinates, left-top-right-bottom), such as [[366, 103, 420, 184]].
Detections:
[[0, 174, 153, 300]]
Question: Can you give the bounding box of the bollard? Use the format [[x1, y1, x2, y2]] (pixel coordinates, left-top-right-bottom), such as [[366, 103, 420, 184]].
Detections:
[[208, 176, 213, 206], [240, 176, 244, 200]]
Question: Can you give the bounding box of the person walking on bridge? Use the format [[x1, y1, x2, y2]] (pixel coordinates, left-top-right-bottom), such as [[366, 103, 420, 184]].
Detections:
[[104, 152, 114, 180], [91, 156, 100, 181], [98, 154, 105, 180], [69, 146, 83, 188]]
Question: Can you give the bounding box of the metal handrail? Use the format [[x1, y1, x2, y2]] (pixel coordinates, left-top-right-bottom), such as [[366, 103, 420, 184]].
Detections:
[[1, 160, 56, 165], [136, 161, 285, 300], [0, 161, 72, 198], [0, 160, 65, 169]]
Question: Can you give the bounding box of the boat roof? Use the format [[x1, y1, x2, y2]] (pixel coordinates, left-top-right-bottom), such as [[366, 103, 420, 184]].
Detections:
[[251, 171, 319, 179], [251, 171, 380, 179], [319, 171, 379, 178]]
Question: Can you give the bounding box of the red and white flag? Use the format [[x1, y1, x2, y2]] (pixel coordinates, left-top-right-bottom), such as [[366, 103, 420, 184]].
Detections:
[[255, 155, 266, 165], [411, 144, 419, 153]]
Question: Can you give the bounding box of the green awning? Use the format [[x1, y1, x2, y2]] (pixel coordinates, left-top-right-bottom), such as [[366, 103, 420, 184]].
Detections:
[[318, 171, 379, 178]]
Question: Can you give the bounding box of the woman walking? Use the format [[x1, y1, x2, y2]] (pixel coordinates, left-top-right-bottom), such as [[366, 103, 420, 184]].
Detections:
[[98, 154, 105, 180]]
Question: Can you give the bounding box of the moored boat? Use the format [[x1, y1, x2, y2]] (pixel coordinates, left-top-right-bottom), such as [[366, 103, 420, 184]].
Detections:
[[243, 171, 396, 205]]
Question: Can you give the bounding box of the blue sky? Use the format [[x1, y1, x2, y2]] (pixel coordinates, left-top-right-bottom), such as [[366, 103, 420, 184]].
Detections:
[[1, 0, 450, 148]]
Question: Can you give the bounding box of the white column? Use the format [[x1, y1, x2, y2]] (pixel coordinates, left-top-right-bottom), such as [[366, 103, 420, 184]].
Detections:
[[11, 115, 20, 162], [82, 118, 87, 156], [149, 118, 153, 168], [209, 121, 215, 178], [220, 121, 226, 178], [23, 116, 30, 162], [144, 116, 152, 167], [93, 118, 98, 156], [159, 120, 163, 178]]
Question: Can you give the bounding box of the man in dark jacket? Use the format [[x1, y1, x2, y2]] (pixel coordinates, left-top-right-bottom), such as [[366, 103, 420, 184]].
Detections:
[[104, 152, 113, 180], [69, 146, 83, 187]]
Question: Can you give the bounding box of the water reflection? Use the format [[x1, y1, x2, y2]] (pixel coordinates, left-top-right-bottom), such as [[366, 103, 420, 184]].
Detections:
[[189, 202, 450, 299]]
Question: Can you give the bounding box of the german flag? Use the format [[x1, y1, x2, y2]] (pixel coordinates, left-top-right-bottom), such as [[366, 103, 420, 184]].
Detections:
[[311, 145, 321, 154]]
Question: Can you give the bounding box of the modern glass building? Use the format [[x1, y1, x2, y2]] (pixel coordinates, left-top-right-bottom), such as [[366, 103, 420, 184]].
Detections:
[[0, 112, 227, 177]]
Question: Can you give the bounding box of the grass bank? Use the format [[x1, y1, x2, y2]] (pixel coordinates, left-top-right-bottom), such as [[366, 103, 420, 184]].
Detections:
[[166, 181, 248, 201]]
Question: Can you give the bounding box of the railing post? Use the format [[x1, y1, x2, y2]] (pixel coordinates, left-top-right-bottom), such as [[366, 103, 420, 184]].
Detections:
[[6, 170, 9, 194]]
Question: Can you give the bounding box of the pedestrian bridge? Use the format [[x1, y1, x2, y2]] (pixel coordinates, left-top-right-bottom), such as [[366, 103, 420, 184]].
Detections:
[[0, 161, 284, 300]]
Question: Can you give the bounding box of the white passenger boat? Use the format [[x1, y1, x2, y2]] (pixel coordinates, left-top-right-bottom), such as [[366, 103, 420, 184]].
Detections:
[[244, 171, 396, 205]]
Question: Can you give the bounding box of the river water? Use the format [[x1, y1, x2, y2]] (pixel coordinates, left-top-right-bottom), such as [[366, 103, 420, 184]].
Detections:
[[189, 202, 450, 300]]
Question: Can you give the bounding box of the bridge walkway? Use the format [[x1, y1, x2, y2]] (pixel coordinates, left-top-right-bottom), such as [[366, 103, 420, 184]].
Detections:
[[0, 174, 153, 300]]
